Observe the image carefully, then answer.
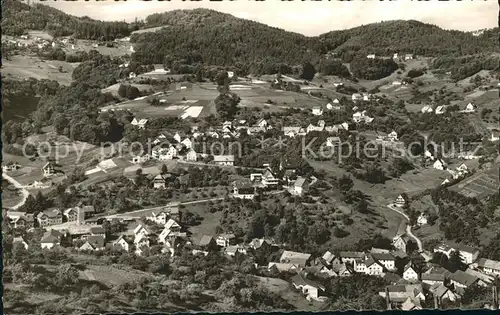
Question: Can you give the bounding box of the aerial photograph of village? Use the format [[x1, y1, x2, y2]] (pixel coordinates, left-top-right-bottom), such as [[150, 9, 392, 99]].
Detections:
[[1, 0, 500, 313]]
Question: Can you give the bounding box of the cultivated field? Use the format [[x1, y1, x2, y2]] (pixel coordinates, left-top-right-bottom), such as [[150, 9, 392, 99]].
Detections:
[[449, 163, 500, 198]]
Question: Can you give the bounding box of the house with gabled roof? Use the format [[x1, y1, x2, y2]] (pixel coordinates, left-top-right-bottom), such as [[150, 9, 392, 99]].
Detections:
[[435, 106, 446, 115], [462, 102, 476, 113], [185, 149, 197, 161], [475, 258, 500, 276], [421, 105, 433, 113], [393, 233, 411, 253], [378, 284, 426, 305], [282, 126, 302, 138], [422, 273, 446, 286], [131, 118, 148, 129], [311, 107, 323, 116], [134, 223, 151, 238], [434, 242, 480, 264], [213, 155, 235, 166], [42, 161, 56, 177], [225, 245, 247, 257], [290, 177, 309, 196], [291, 273, 327, 301], [280, 250, 312, 268], [40, 230, 63, 249], [268, 262, 300, 273], [13, 214, 35, 229], [261, 168, 279, 187], [394, 194, 406, 207], [248, 238, 273, 251], [339, 251, 366, 265], [448, 270, 483, 289], [79, 235, 105, 251], [90, 226, 106, 237], [429, 283, 459, 303], [403, 262, 419, 281], [402, 297, 422, 311], [198, 235, 216, 249], [37, 209, 63, 227], [371, 252, 396, 271], [233, 179, 256, 199]]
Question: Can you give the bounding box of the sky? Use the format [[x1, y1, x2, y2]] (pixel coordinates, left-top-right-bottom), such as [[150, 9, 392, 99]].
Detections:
[[39, 0, 496, 36]]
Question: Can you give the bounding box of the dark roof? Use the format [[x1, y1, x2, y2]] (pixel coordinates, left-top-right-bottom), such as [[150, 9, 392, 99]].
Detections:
[[86, 235, 105, 249], [90, 226, 106, 234], [371, 252, 396, 261], [291, 273, 325, 290], [448, 270, 478, 286], [340, 251, 365, 259], [421, 273, 445, 282]]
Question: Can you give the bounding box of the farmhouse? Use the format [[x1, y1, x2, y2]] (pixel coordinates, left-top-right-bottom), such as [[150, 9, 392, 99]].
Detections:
[[185, 149, 198, 162], [352, 110, 374, 123], [306, 123, 324, 133], [387, 130, 398, 141], [280, 250, 312, 268], [352, 93, 362, 102], [233, 180, 256, 199], [152, 174, 168, 189], [213, 155, 235, 166], [291, 273, 326, 301], [378, 284, 426, 305], [225, 245, 247, 257]]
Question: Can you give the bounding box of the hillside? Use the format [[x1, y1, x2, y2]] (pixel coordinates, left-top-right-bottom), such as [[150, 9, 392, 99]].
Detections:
[[319, 20, 499, 61], [2, 0, 139, 40], [131, 9, 323, 74]]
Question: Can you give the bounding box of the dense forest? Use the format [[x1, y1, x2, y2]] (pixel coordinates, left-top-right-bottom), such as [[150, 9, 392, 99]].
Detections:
[[2, 1, 138, 39]]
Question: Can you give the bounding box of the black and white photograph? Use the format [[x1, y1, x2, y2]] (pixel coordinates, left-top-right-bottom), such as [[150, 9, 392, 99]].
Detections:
[[2, 0, 500, 313]]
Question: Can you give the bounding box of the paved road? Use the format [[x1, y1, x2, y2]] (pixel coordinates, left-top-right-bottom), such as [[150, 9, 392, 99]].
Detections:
[[387, 203, 423, 252], [3, 173, 30, 210]]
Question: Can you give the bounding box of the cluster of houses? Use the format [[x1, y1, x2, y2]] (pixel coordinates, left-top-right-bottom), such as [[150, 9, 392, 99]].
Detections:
[[421, 102, 477, 115], [8, 205, 97, 230]]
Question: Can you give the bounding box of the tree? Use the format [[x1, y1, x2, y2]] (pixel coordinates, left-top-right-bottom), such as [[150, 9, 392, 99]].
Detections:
[[215, 92, 240, 119], [300, 62, 316, 81], [160, 164, 168, 175], [447, 250, 466, 272]]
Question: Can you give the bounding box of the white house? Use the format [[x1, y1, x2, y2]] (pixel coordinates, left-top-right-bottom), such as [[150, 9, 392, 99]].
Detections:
[[475, 258, 500, 277], [282, 127, 302, 138], [370, 253, 396, 271], [227, 71, 234, 78], [463, 103, 476, 113], [403, 263, 419, 281], [405, 54, 414, 60], [312, 107, 323, 116], [367, 54, 376, 59], [363, 259, 385, 276], [255, 119, 268, 129], [352, 110, 374, 124], [181, 138, 193, 149], [394, 195, 406, 207], [421, 105, 434, 113], [233, 180, 256, 200], [42, 162, 56, 177], [352, 93, 362, 102], [290, 177, 309, 196], [433, 159, 447, 170], [173, 132, 182, 143], [392, 233, 411, 253], [433, 242, 480, 264], [129, 72, 137, 79], [417, 213, 428, 226], [393, 53, 399, 59], [131, 118, 148, 129], [185, 149, 197, 162], [291, 273, 326, 301], [435, 106, 446, 115]]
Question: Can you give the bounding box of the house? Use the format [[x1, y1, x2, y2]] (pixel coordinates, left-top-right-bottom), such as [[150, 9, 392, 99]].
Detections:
[[387, 130, 398, 141], [339, 251, 366, 265], [261, 169, 279, 187], [13, 237, 29, 250], [421, 273, 446, 286], [367, 54, 376, 59], [405, 54, 414, 60], [463, 102, 476, 113], [225, 245, 247, 257], [282, 127, 302, 138], [306, 123, 324, 133], [233, 179, 256, 199], [248, 238, 273, 251], [148, 211, 168, 225], [490, 130, 500, 142], [227, 71, 234, 78], [362, 258, 385, 276], [130, 153, 151, 164], [129, 72, 137, 79], [352, 110, 373, 123], [322, 263, 352, 277], [213, 155, 235, 166], [392, 233, 411, 253], [421, 105, 434, 113], [311, 107, 323, 116], [152, 174, 168, 189], [181, 138, 193, 149], [185, 149, 197, 161], [90, 226, 106, 237], [401, 297, 422, 311], [392, 81, 402, 86], [12, 214, 35, 229], [352, 93, 362, 102], [79, 235, 105, 251], [429, 283, 459, 303], [433, 242, 480, 264], [320, 251, 340, 266], [394, 195, 406, 207], [37, 209, 63, 227], [64, 206, 93, 223], [393, 53, 399, 59], [42, 162, 56, 177], [134, 224, 151, 238], [291, 273, 326, 301], [268, 262, 300, 273], [435, 106, 446, 115], [417, 213, 428, 226], [246, 126, 266, 135], [448, 270, 482, 289], [475, 258, 500, 276], [198, 235, 216, 249], [255, 118, 268, 128], [290, 177, 309, 196], [2, 162, 21, 172], [40, 230, 62, 249], [131, 118, 148, 129], [216, 233, 236, 247], [158, 226, 184, 244], [371, 253, 396, 271], [433, 159, 447, 170], [403, 263, 419, 281], [379, 284, 426, 305], [280, 250, 312, 268]]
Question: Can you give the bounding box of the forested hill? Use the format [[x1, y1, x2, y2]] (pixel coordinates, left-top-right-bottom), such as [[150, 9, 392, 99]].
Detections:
[[131, 9, 324, 74], [319, 20, 498, 62], [2, 0, 140, 40]]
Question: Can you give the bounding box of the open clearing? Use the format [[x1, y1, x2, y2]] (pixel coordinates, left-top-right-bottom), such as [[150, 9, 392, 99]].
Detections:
[[2, 55, 77, 85], [131, 26, 167, 35]]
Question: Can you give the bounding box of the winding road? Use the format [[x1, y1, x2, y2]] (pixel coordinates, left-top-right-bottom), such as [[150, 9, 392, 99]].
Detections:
[[2, 173, 30, 210], [387, 203, 423, 252]]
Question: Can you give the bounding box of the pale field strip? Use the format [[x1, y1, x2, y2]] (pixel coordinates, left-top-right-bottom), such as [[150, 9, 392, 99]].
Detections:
[[181, 106, 204, 119]]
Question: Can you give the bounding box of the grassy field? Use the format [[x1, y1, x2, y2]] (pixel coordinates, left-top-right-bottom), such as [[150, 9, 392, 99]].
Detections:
[[2, 55, 77, 85], [256, 276, 323, 310], [449, 163, 499, 198]]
